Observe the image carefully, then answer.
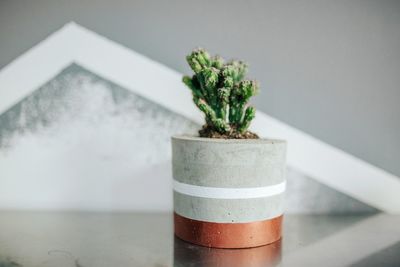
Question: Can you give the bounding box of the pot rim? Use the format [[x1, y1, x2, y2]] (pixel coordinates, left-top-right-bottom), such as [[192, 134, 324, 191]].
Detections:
[[172, 134, 286, 144]]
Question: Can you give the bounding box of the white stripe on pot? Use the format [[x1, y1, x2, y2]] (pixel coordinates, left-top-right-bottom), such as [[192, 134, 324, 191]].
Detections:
[[173, 180, 286, 199], [174, 191, 284, 223], [0, 22, 400, 212]]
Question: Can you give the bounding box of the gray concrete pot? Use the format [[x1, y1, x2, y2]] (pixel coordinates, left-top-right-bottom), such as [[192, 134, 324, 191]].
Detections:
[[172, 135, 287, 248]]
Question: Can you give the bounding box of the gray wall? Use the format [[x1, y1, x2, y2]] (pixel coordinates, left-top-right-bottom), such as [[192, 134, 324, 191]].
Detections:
[[0, 0, 399, 179]]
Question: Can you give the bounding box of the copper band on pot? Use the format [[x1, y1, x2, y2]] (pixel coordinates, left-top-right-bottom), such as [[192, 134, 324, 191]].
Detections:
[[174, 213, 283, 248]]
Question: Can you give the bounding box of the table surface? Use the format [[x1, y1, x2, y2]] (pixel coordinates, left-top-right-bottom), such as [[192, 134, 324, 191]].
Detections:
[[0, 212, 399, 267]]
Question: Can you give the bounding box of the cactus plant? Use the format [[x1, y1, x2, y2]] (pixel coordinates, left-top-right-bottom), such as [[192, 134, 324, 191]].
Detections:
[[183, 48, 259, 139]]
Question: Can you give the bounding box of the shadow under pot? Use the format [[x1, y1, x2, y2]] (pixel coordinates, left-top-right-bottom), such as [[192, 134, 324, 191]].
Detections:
[[172, 135, 287, 248]]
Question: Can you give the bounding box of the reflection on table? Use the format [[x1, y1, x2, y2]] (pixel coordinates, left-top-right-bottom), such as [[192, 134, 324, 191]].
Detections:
[[174, 236, 281, 267]]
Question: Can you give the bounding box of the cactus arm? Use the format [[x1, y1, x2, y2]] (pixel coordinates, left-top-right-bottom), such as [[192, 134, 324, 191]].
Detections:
[[228, 84, 241, 124], [231, 80, 259, 124], [238, 80, 259, 102], [217, 87, 231, 120], [195, 49, 211, 67], [186, 56, 203, 74], [186, 48, 211, 74], [224, 61, 248, 82], [194, 97, 230, 133], [212, 55, 224, 69], [238, 106, 256, 133], [183, 76, 203, 99], [199, 67, 220, 109], [228, 101, 237, 124], [235, 61, 248, 82]]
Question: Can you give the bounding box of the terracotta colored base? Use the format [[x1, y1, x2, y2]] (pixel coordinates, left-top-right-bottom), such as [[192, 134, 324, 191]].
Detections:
[[174, 213, 283, 248]]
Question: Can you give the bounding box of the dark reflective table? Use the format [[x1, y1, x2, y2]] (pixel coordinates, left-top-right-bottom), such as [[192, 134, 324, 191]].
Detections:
[[0, 212, 399, 267]]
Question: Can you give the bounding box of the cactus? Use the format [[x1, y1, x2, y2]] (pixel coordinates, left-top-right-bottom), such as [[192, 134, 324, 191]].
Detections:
[[183, 48, 259, 139]]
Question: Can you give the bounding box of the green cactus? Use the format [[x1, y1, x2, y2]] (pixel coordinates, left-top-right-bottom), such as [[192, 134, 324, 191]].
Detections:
[[183, 48, 259, 138]]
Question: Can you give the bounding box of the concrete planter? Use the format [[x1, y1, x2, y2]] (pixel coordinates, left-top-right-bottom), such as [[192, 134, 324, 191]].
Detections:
[[172, 135, 287, 248]]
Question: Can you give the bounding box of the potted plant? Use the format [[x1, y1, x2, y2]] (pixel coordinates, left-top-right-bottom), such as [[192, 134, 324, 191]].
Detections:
[[172, 48, 286, 248]]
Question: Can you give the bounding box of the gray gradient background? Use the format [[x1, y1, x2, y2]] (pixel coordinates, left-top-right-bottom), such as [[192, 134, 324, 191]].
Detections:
[[0, 1, 398, 213], [0, 0, 399, 179]]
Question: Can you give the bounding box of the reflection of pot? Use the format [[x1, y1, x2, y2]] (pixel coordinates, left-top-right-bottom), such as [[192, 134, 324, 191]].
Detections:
[[174, 236, 282, 267], [172, 136, 287, 248]]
